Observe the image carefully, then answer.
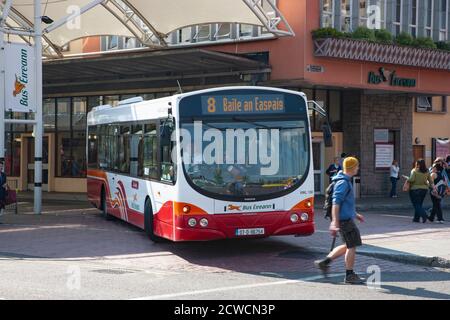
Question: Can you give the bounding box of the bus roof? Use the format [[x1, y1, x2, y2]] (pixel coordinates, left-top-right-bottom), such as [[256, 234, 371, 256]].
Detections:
[[87, 87, 307, 126]]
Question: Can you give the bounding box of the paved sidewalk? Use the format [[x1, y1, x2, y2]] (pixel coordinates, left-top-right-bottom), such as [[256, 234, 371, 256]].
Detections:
[[17, 191, 88, 203], [306, 210, 450, 269]]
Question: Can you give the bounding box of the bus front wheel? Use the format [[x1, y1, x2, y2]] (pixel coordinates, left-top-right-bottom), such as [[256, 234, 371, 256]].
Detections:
[[144, 199, 164, 242], [101, 187, 112, 221]]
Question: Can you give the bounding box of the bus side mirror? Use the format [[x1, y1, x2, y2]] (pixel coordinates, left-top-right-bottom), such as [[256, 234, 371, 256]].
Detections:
[[322, 124, 333, 147]]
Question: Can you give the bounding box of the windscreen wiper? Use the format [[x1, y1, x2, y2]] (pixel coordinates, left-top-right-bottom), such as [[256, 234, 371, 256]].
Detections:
[[232, 117, 272, 129]]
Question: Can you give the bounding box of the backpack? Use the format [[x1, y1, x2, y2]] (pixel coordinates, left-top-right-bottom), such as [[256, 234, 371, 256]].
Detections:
[[323, 178, 351, 221]]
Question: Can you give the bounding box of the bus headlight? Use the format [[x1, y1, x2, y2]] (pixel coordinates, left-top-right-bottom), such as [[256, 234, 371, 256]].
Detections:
[[300, 213, 309, 222], [290, 214, 299, 223], [199, 218, 209, 228], [188, 218, 197, 227]]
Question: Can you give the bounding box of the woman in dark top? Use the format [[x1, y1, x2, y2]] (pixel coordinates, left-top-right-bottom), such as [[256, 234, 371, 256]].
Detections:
[[428, 163, 447, 223], [0, 162, 8, 216]]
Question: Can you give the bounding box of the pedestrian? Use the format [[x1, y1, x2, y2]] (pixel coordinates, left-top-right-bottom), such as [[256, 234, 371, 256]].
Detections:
[[0, 161, 8, 220], [428, 163, 447, 223], [390, 160, 400, 198], [405, 159, 436, 223], [339, 152, 347, 168], [326, 157, 342, 183], [315, 157, 366, 284]]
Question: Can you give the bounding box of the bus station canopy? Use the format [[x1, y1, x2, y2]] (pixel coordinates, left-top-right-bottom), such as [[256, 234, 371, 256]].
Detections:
[[1, 0, 293, 57], [43, 48, 272, 95]]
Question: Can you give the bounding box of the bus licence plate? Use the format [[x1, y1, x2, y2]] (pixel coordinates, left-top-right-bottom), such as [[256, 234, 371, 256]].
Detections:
[[235, 228, 265, 236]]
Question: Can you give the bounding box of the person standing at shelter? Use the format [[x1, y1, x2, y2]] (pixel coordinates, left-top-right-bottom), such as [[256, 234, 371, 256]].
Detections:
[[339, 153, 347, 168], [314, 157, 366, 284], [390, 160, 400, 198], [0, 162, 8, 220], [326, 157, 342, 183], [428, 163, 447, 223]]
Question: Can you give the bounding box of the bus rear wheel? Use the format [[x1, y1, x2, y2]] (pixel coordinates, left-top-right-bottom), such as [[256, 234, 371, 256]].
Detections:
[[144, 199, 164, 242], [101, 187, 112, 221]]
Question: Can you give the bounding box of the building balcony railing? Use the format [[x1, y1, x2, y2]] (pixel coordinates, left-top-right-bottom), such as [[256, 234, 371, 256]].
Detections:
[[314, 38, 450, 71]]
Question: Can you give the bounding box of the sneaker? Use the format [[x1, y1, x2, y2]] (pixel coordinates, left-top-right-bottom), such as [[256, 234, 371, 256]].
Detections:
[[314, 259, 330, 276], [344, 273, 365, 285]]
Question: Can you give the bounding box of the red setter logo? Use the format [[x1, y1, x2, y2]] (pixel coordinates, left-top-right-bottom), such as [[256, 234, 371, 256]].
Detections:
[[227, 204, 242, 211], [13, 75, 26, 97]]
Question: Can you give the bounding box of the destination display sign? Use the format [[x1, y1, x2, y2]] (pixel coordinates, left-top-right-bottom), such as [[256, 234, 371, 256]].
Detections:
[[201, 94, 285, 115]]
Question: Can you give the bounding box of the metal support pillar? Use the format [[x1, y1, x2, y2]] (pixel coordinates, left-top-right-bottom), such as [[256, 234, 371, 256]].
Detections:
[[33, 0, 43, 214], [0, 22, 5, 168]]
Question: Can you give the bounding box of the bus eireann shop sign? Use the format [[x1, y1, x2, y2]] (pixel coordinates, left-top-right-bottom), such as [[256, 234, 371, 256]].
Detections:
[[4, 43, 35, 112], [368, 67, 416, 88]]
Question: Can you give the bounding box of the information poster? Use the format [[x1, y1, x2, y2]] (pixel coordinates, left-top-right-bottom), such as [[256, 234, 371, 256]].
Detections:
[[433, 138, 450, 159], [375, 144, 394, 169]]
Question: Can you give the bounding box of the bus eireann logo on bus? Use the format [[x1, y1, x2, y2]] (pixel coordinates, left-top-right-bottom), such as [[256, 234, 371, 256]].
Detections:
[[227, 204, 242, 211]]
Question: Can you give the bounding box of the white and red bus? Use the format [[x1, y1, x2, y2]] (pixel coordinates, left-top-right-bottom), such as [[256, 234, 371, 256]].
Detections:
[[87, 87, 327, 242]]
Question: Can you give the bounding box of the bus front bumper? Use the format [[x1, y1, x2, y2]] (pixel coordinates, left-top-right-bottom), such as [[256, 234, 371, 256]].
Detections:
[[173, 211, 315, 241]]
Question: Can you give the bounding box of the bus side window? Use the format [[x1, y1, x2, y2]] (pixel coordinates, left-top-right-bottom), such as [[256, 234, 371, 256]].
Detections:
[[139, 123, 158, 179], [87, 125, 98, 170], [118, 125, 130, 174], [130, 124, 142, 177], [98, 125, 108, 170], [160, 118, 176, 183]]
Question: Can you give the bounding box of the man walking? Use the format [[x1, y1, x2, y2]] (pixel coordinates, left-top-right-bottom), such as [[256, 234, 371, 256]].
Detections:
[[315, 157, 365, 284]]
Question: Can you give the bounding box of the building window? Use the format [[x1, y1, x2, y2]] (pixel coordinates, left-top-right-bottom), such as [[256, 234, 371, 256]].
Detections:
[[239, 24, 254, 38], [72, 97, 87, 131], [194, 25, 211, 42], [303, 88, 343, 132], [341, 0, 353, 32], [416, 96, 447, 113], [215, 23, 232, 40], [329, 90, 343, 132], [393, 0, 403, 36], [360, 0, 386, 29], [87, 96, 101, 113], [104, 95, 119, 107], [440, 0, 449, 41], [107, 36, 119, 50], [56, 98, 71, 131], [43, 98, 56, 131], [322, 0, 334, 28], [71, 131, 87, 177], [425, 0, 434, 38], [409, 0, 419, 38]]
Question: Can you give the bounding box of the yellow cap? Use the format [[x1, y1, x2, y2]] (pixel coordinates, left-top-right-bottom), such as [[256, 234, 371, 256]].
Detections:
[[343, 157, 359, 170]]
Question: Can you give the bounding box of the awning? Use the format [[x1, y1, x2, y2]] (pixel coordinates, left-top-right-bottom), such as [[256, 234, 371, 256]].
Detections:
[[43, 48, 271, 95], [1, 0, 293, 56]]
